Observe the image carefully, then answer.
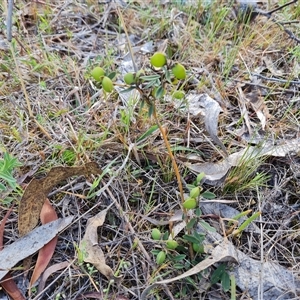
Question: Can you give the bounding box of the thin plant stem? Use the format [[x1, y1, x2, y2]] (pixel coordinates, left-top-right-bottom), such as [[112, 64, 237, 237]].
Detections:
[[152, 104, 194, 259], [152, 105, 185, 206]]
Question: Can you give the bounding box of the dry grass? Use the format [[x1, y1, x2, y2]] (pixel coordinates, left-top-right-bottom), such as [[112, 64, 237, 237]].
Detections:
[[0, 0, 300, 299]]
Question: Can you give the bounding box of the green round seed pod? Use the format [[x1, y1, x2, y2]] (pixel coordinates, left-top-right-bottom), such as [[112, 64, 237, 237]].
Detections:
[[189, 187, 200, 198], [150, 52, 167, 68], [166, 240, 178, 250], [102, 76, 114, 93], [151, 228, 161, 240], [172, 91, 185, 99], [124, 72, 135, 85], [183, 198, 197, 210], [156, 251, 166, 265], [192, 243, 204, 253], [91, 67, 105, 82], [172, 63, 186, 80]]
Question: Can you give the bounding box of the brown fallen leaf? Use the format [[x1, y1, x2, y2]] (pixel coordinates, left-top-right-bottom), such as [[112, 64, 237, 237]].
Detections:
[[29, 198, 58, 288], [0, 206, 14, 250], [18, 162, 102, 237], [38, 261, 70, 294], [79, 208, 119, 281], [0, 216, 73, 281], [0, 274, 25, 300]]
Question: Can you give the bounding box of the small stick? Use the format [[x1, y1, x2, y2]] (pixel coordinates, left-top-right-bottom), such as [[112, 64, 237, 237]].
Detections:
[[6, 0, 14, 41]]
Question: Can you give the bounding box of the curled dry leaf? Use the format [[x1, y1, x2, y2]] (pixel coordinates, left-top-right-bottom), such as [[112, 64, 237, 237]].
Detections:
[[38, 261, 70, 294], [79, 208, 119, 281], [18, 162, 102, 237]]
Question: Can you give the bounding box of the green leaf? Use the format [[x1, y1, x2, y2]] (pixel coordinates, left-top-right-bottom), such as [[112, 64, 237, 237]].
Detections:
[[144, 80, 158, 89], [211, 263, 226, 285], [0, 182, 6, 191], [162, 231, 169, 241], [171, 254, 186, 261], [148, 103, 154, 117], [201, 191, 216, 199], [221, 271, 230, 292], [151, 249, 161, 255], [186, 218, 197, 230], [139, 75, 161, 81], [165, 68, 171, 82], [155, 86, 165, 99], [120, 86, 136, 93], [182, 234, 199, 244], [198, 220, 216, 232], [140, 99, 145, 110], [186, 184, 197, 191], [193, 231, 205, 242], [136, 125, 159, 142], [173, 263, 186, 269], [107, 71, 116, 80], [195, 207, 202, 217], [196, 172, 205, 184]]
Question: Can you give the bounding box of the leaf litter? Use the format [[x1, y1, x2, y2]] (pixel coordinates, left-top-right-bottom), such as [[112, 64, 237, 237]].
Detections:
[[1, 0, 300, 299], [0, 216, 73, 281], [18, 162, 102, 237], [79, 207, 121, 282]]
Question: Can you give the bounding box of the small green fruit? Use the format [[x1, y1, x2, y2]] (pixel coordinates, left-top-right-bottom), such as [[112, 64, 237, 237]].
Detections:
[[91, 67, 105, 82], [150, 52, 167, 68], [156, 251, 166, 265], [102, 76, 114, 92], [151, 228, 161, 240], [172, 91, 185, 99], [166, 240, 178, 250], [192, 243, 204, 253], [172, 63, 186, 80], [183, 198, 197, 210], [124, 72, 135, 85], [189, 187, 201, 198]]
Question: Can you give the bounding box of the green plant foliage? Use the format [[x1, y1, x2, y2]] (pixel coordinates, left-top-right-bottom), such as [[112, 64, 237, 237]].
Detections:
[[201, 191, 216, 199], [0, 153, 22, 190], [136, 125, 159, 142], [61, 149, 76, 165], [211, 263, 230, 292]]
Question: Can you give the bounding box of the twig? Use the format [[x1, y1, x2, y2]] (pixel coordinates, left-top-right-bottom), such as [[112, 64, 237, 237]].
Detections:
[[6, 0, 14, 41], [254, 0, 300, 44], [251, 73, 300, 85]]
